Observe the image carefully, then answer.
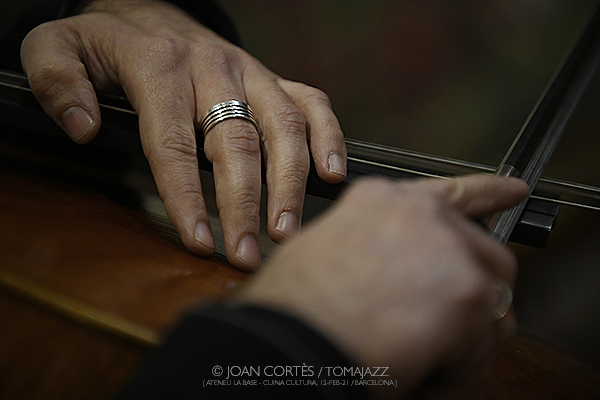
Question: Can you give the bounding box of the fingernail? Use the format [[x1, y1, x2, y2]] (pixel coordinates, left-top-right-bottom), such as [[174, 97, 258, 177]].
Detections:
[[61, 106, 93, 142], [328, 153, 346, 177], [194, 222, 214, 250], [276, 211, 299, 237], [236, 235, 261, 265]]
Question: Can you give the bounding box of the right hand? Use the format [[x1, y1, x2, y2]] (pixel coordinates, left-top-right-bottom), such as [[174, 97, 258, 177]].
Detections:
[[236, 174, 528, 399]]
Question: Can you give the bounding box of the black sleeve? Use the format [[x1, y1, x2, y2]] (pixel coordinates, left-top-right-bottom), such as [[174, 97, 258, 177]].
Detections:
[[0, 0, 241, 71], [114, 304, 370, 400]]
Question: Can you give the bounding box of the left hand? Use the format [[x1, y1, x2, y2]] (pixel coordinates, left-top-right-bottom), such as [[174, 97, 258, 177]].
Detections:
[[20, 0, 347, 270]]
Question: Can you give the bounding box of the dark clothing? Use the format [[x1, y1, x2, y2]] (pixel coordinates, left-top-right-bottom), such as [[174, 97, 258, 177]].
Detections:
[[0, 2, 369, 399], [115, 305, 368, 400]]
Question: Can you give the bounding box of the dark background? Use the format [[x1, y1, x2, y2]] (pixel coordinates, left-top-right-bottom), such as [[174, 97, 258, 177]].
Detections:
[[1, 0, 599, 366], [219, 0, 600, 365]]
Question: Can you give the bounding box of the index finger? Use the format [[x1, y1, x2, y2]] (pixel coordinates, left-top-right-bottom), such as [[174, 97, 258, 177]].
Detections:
[[120, 56, 216, 256]]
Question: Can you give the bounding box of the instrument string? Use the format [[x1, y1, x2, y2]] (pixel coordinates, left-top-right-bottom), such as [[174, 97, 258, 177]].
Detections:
[[3, 71, 600, 212]]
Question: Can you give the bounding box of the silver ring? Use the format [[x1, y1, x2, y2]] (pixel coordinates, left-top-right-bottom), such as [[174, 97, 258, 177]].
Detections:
[[201, 100, 257, 137], [493, 281, 513, 320]]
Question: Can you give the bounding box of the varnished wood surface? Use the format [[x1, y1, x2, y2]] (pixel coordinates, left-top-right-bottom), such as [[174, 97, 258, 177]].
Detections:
[[0, 169, 249, 333], [0, 290, 144, 400], [0, 167, 250, 399], [481, 334, 600, 399], [1, 167, 599, 399]]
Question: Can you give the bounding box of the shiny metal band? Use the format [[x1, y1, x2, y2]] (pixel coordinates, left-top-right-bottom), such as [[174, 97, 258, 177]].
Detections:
[[493, 281, 513, 320], [201, 100, 257, 137]]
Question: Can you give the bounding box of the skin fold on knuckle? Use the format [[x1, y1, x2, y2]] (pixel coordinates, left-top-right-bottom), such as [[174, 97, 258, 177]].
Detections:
[[264, 102, 307, 140], [437, 177, 471, 211], [207, 124, 261, 164], [132, 35, 191, 83], [280, 79, 332, 107], [262, 133, 310, 183], [155, 158, 202, 199], [143, 132, 201, 198], [159, 176, 205, 237], [161, 178, 204, 217], [26, 62, 89, 105], [265, 129, 310, 177], [272, 163, 309, 190], [217, 192, 261, 233], [278, 80, 345, 154], [304, 85, 334, 111], [317, 118, 344, 141], [267, 166, 308, 223], [195, 41, 239, 78], [158, 125, 198, 158], [141, 118, 198, 173]]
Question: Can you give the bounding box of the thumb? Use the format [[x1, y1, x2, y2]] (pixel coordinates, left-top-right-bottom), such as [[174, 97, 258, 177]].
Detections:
[[21, 21, 101, 144]]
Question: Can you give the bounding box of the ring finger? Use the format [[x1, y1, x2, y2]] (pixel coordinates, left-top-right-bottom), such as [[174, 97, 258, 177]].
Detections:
[[197, 74, 263, 270]]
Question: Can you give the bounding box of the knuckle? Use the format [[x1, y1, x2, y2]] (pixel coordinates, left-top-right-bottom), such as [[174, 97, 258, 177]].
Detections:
[[218, 189, 261, 219], [237, 193, 261, 213], [22, 20, 57, 49], [163, 135, 198, 158], [197, 42, 236, 77], [162, 178, 203, 207], [445, 178, 470, 210], [139, 36, 189, 73], [268, 103, 306, 138], [304, 85, 333, 108], [281, 79, 332, 106], [27, 63, 87, 104], [150, 125, 198, 160], [227, 126, 261, 154], [277, 164, 309, 191], [209, 124, 261, 162], [321, 117, 343, 136]]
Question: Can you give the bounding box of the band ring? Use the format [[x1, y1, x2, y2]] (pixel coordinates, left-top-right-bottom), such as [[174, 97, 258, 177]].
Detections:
[[493, 281, 513, 320], [201, 100, 258, 137]]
